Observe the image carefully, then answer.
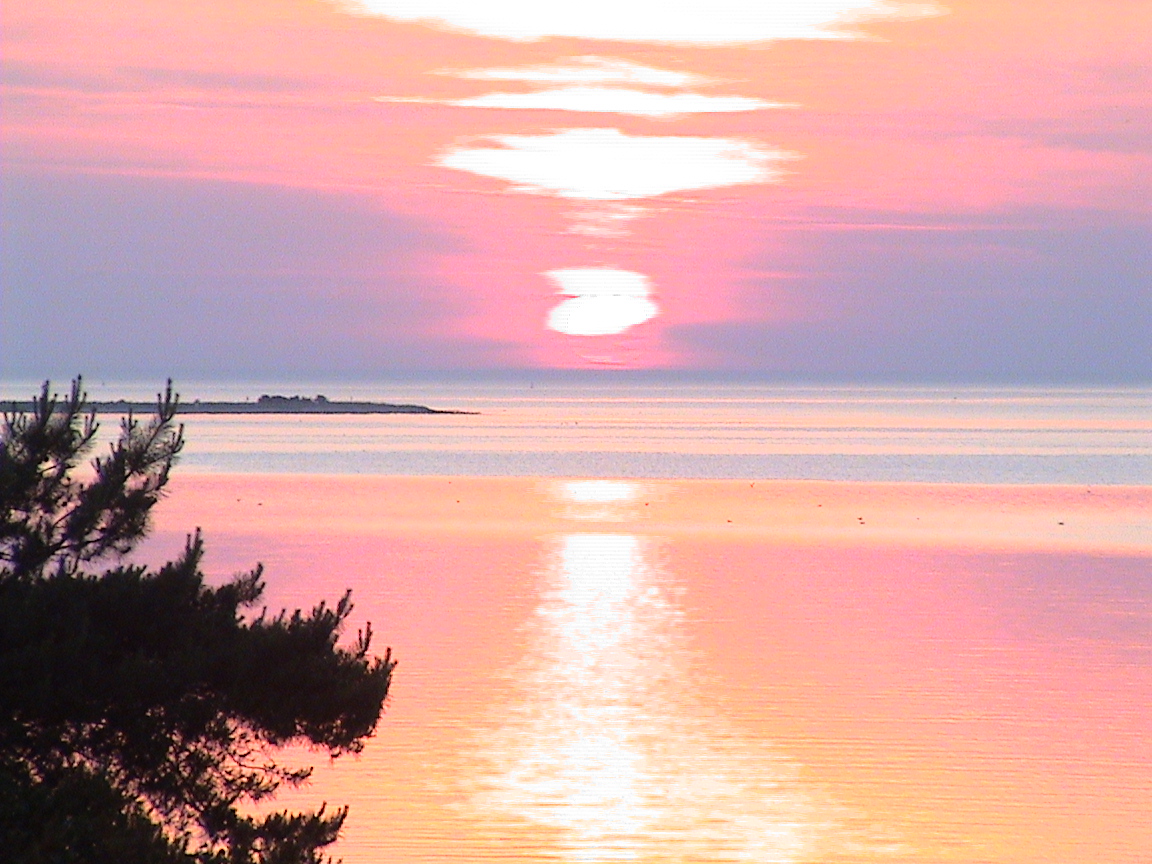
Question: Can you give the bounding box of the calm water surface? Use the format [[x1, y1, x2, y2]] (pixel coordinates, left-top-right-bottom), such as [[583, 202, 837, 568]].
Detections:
[[146, 476, 1152, 864], [113, 384, 1151, 861], [35, 380, 1152, 483]]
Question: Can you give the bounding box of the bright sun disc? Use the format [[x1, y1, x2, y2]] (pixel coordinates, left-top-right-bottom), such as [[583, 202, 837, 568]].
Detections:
[[546, 269, 659, 336]]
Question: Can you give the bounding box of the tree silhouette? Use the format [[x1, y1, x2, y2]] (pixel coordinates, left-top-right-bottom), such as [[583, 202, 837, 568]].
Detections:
[[0, 380, 395, 863]]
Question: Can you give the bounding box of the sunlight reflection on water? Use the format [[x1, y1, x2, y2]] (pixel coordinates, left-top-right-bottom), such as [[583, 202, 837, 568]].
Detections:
[[463, 483, 888, 862], [145, 474, 1152, 863]]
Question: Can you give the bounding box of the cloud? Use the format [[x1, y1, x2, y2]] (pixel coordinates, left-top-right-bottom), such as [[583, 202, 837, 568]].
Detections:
[[439, 128, 794, 200], [384, 86, 784, 117], [380, 57, 789, 117], [446, 57, 707, 88], [545, 268, 659, 336], [348, 0, 944, 43], [376, 87, 784, 117]]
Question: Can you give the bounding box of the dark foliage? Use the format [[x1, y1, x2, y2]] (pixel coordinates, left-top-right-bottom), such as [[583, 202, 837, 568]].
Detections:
[[0, 380, 395, 864], [0, 378, 183, 579]]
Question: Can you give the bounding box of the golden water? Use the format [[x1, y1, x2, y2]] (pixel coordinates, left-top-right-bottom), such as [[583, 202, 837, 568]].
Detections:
[[148, 474, 1152, 863]]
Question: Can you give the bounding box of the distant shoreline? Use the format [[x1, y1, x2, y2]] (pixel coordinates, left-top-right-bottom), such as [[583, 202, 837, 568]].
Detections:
[[7, 396, 476, 416]]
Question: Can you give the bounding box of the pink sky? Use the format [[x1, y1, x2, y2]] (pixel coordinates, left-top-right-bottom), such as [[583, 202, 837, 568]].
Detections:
[[2, 0, 1150, 376]]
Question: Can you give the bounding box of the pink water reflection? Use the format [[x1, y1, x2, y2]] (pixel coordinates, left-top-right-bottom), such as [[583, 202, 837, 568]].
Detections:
[[143, 476, 1152, 863]]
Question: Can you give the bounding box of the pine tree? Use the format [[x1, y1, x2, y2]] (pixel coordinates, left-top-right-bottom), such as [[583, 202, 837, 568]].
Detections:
[[0, 380, 395, 863]]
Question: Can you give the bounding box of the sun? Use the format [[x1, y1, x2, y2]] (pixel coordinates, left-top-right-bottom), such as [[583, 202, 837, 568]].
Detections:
[[545, 269, 659, 336]]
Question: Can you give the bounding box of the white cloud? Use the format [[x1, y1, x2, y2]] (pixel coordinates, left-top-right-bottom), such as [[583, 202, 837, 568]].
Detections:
[[376, 86, 785, 117], [379, 54, 792, 116], [348, 0, 944, 44], [444, 86, 785, 117], [446, 57, 706, 88], [438, 128, 794, 200], [545, 268, 659, 336]]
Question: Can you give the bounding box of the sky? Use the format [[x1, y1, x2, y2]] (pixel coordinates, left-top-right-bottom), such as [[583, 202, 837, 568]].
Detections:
[[2, 0, 1150, 380]]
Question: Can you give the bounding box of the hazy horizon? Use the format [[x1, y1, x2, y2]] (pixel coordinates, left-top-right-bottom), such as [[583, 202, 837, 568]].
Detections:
[[4, 371, 1152, 396]]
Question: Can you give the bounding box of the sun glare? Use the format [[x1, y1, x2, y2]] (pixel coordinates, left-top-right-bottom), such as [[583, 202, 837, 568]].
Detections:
[[356, 0, 937, 359], [467, 530, 838, 860], [561, 480, 640, 503], [545, 268, 659, 336]]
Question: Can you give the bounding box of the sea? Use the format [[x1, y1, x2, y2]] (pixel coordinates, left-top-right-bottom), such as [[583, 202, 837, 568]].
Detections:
[[6, 379, 1151, 863]]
